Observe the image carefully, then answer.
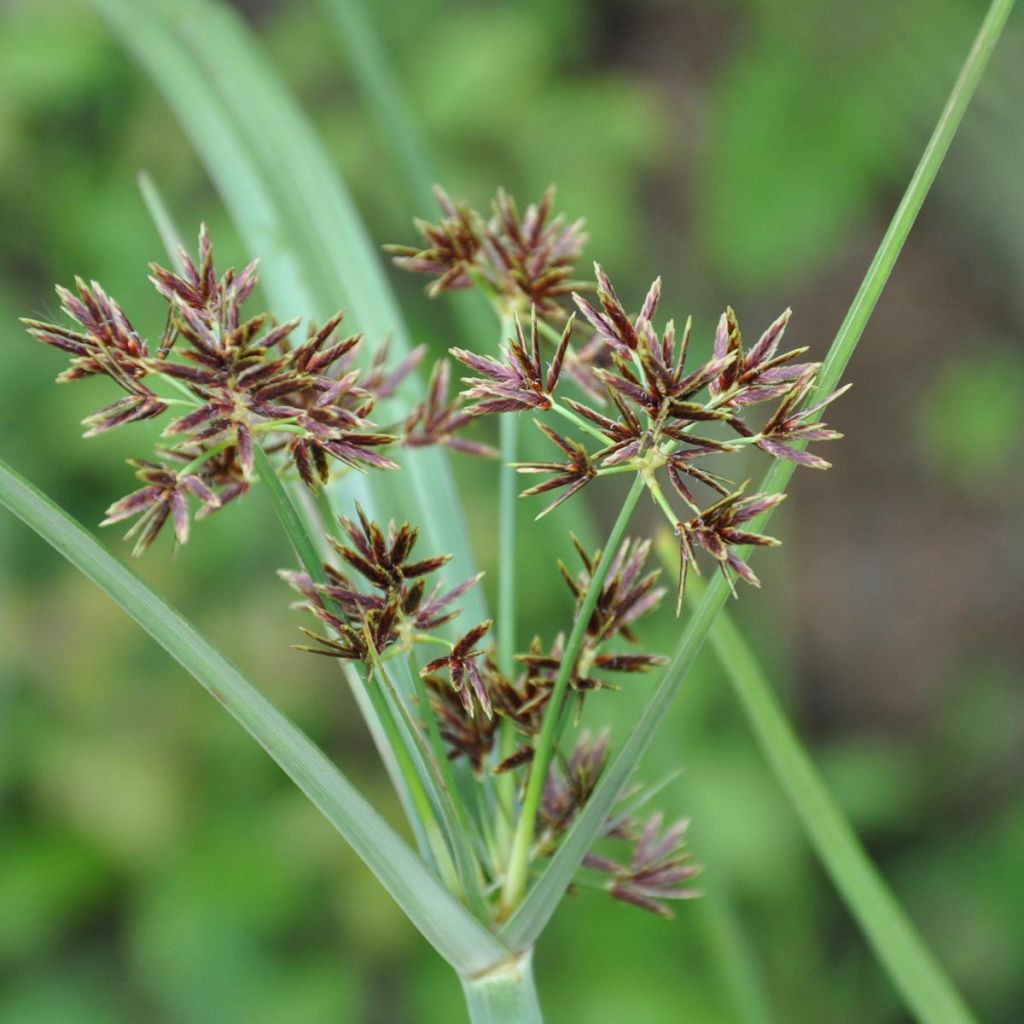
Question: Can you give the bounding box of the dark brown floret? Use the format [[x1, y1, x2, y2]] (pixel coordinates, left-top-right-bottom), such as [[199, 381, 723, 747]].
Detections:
[[421, 621, 494, 719], [452, 308, 574, 415], [385, 185, 485, 297], [675, 487, 785, 606], [515, 422, 596, 519], [537, 730, 610, 850], [101, 459, 220, 555], [389, 185, 586, 320], [587, 812, 700, 918], [403, 360, 497, 458]]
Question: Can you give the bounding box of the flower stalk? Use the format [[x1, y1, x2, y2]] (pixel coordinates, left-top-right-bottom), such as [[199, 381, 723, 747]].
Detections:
[[500, 473, 647, 914]]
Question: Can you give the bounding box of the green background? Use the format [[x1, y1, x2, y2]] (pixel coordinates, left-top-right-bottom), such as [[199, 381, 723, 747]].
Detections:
[[1, 0, 1022, 1021]]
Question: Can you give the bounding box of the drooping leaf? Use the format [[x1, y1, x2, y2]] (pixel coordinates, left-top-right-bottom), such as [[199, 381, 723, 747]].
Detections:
[[0, 455, 510, 976]]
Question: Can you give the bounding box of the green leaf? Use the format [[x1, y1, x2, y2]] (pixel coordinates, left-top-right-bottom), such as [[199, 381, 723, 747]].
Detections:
[[500, 9, 1016, 1013], [317, 0, 439, 216], [86, 0, 485, 626], [702, 584, 978, 1024], [0, 456, 510, 976], [136, 170, 438, 863]]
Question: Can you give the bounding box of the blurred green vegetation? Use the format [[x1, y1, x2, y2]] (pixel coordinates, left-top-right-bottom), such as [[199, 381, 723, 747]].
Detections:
[[1, 0, 1022, 1022]]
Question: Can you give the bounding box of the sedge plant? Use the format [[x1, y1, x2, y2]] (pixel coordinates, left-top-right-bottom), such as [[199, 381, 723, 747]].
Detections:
[[0, 0, 1015, 1021]]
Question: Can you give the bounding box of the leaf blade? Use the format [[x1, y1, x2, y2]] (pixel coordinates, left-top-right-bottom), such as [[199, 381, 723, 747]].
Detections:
[[500, 0, 1015, 988], [0, 456, 510, 976], [705, 587, 979, 1024], [87, 0, 486, 625]]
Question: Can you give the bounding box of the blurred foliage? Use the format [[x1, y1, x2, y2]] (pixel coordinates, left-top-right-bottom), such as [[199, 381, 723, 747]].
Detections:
[[1, 0, 1022, 1022]]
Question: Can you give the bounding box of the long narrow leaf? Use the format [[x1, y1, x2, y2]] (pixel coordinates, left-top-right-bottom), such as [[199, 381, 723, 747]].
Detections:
[[501, 0, 1015, 981], [704, 583, 978, 1024], [0, 457, 510, 975], [87, 0, 486, 626], [316, 0, 501, 351]]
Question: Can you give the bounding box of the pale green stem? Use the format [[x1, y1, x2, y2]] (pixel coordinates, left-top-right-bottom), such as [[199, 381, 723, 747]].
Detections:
[[461, 953, 543, 1024], [500, 473, 647, 912], [547, 398, 610, 445], [493, 312, 521, 856], [361, 653, 466, 899], [496, 315, 518, 677], [176, 438, 233, 478], [254, 445, 460, 887]]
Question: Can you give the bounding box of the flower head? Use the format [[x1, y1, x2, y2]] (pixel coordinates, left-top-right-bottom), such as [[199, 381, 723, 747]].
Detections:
[[101, 459, 220, 555], [422, 621, 494, 719], [389, 185, 586, 320], [587, 812, 701, 917]]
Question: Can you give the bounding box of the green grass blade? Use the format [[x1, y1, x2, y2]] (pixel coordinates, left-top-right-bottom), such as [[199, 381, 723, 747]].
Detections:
[[87, 0, 485, 625], [136, 172, 434, 860], [316, 0, 501, 352], [0, 456, 510, 975], [317, 0, 438, 214], [501, 0, 1015, 961], [137, 169, 186, 271], [703, 582, 977, 1024]]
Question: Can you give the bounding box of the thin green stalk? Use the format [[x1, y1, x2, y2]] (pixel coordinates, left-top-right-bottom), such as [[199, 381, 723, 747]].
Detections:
[[502, 0, 1015, 969], [497, 315, 518, 678], [461, 953, 544, 1024], [501, 474, 647, 913], [372, 655, 491, 920], [137, 169, 186, 270], [360, 653, 461, 894], [252, 445, 327, 590], [493, 313, 522, 855]]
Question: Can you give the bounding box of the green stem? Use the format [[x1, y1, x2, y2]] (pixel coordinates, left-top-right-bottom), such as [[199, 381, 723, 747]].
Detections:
[[461, 952, 543, 1024], [255, 444, 457, 879], [252, 445, 326, 586], [177, 438, 233, 478], [493, 313, 520, 855], [497, 317, 518, 678], [500, 473, 647, 912], [548, 399, 610, 445], [137, 169, 187, 269], [362, 654, 463, 896]]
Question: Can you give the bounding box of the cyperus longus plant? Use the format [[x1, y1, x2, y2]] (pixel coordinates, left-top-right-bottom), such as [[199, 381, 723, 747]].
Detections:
[[0, 1, 1014, 1021]]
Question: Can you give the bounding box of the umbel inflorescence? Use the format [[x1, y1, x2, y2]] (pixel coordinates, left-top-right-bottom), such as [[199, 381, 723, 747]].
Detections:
[[24, 186, 843, 923], [394, 186, 846, 609]]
